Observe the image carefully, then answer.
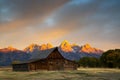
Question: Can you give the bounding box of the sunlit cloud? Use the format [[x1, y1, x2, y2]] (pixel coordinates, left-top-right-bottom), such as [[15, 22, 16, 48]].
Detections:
[[0, 0, 120, 50]]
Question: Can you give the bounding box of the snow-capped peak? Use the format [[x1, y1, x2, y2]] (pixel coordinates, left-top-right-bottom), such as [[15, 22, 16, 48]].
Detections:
[[80, 43, 103, 54], [60, 40, 73, 52]]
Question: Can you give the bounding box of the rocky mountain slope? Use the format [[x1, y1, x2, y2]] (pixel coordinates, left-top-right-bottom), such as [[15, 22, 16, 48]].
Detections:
[[59, 40, 103, 60], [0, 41, 103, 66], [0, 46, 30, 66]]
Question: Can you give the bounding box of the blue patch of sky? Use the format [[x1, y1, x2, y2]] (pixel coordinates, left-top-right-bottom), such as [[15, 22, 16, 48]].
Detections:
[[37, 17, 56, 28], [69, 0, 92, 5], [45, 18, 55, 26], [0, 7, 9, 13]]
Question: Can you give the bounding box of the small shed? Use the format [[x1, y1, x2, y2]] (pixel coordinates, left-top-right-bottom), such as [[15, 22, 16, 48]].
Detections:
[[12, 47, 78, 71]]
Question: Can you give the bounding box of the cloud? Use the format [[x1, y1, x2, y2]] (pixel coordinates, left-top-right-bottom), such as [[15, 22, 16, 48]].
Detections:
[[47, 0, 120, 50], [0, 0, 69, 30], [0, 27, 69, 49], [50, 0, 120, 29], [0, 0, 120, 50]]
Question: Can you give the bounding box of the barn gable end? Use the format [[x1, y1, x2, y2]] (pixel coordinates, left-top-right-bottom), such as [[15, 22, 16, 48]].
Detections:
[[12, 47, 78, 71]]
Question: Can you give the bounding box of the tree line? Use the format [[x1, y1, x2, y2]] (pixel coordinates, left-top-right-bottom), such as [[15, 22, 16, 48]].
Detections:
[[77, 49, 120, 68]]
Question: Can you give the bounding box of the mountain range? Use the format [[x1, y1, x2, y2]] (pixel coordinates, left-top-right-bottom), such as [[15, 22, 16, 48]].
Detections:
[[0, 40, 103, 66]]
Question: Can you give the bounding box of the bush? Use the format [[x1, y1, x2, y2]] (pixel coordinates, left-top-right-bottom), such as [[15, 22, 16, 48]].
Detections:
[[100, 49, 120, 68], [78, 57, 100, 67]]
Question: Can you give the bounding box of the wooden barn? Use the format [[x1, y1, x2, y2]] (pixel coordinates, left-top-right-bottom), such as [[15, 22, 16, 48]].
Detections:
[[12, 47, 78, 71]]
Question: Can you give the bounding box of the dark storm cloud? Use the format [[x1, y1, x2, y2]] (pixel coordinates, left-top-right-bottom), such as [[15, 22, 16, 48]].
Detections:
[[0, 0, 69, 35], [52, 0, 120, 29], [0, 0, 69, 25], [50, 0, 120, 39]]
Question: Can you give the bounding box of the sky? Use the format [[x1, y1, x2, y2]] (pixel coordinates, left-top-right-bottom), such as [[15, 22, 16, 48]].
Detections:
[[0, 0, 120, 50]]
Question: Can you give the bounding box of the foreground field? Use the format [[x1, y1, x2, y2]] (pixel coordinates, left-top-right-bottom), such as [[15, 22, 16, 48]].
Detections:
[[0, 68, 120, 80]]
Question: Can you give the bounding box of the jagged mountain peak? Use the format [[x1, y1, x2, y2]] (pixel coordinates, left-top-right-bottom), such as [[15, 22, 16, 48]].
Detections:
[[80, 44, 103, 54], [0, 46, 18, 53], [7, 46, 17, 51], [46, 43, 53, 48], [27, 44, 40, 49], [83, 43, 91, 48], [61, 40, 70, 46], [24, 44, 40, 49], [60, 40, 73, 52], [24, 43, 54, 53], [24, 44, 40, 53], [40, 43, 53, 50]]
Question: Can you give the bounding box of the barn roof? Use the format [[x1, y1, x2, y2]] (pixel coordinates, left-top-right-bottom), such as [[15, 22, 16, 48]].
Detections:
[[31, 47, 57, 59], [13, 47, 80, 64], [31, 47, 80, 61]]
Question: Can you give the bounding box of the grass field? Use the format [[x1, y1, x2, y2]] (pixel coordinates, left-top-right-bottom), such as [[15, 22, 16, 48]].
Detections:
[[0, 67, 120, 80]]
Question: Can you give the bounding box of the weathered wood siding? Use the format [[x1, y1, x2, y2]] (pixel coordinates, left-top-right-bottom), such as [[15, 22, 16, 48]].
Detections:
[[12, 64, 29, 71], [47, 49, 65, 71]]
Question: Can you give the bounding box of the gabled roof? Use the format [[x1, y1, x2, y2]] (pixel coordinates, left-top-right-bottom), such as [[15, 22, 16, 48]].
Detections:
[[13, 47, 80, 64], [31, 47, 56, 60], [31, 47, 80, 61]]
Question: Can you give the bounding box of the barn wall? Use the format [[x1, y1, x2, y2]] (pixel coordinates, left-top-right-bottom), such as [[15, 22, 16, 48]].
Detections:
[[28, 49, 77, 71], [64, 60, 77, 70], [12, 64, 29, 71]]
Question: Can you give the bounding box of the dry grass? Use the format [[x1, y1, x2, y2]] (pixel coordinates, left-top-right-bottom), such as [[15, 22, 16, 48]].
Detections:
[[0, 67, 120, 80]]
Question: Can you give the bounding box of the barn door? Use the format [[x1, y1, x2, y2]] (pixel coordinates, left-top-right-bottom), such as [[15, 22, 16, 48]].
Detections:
[[49, 63, 54, 70], [57, 62, 64, 70]]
